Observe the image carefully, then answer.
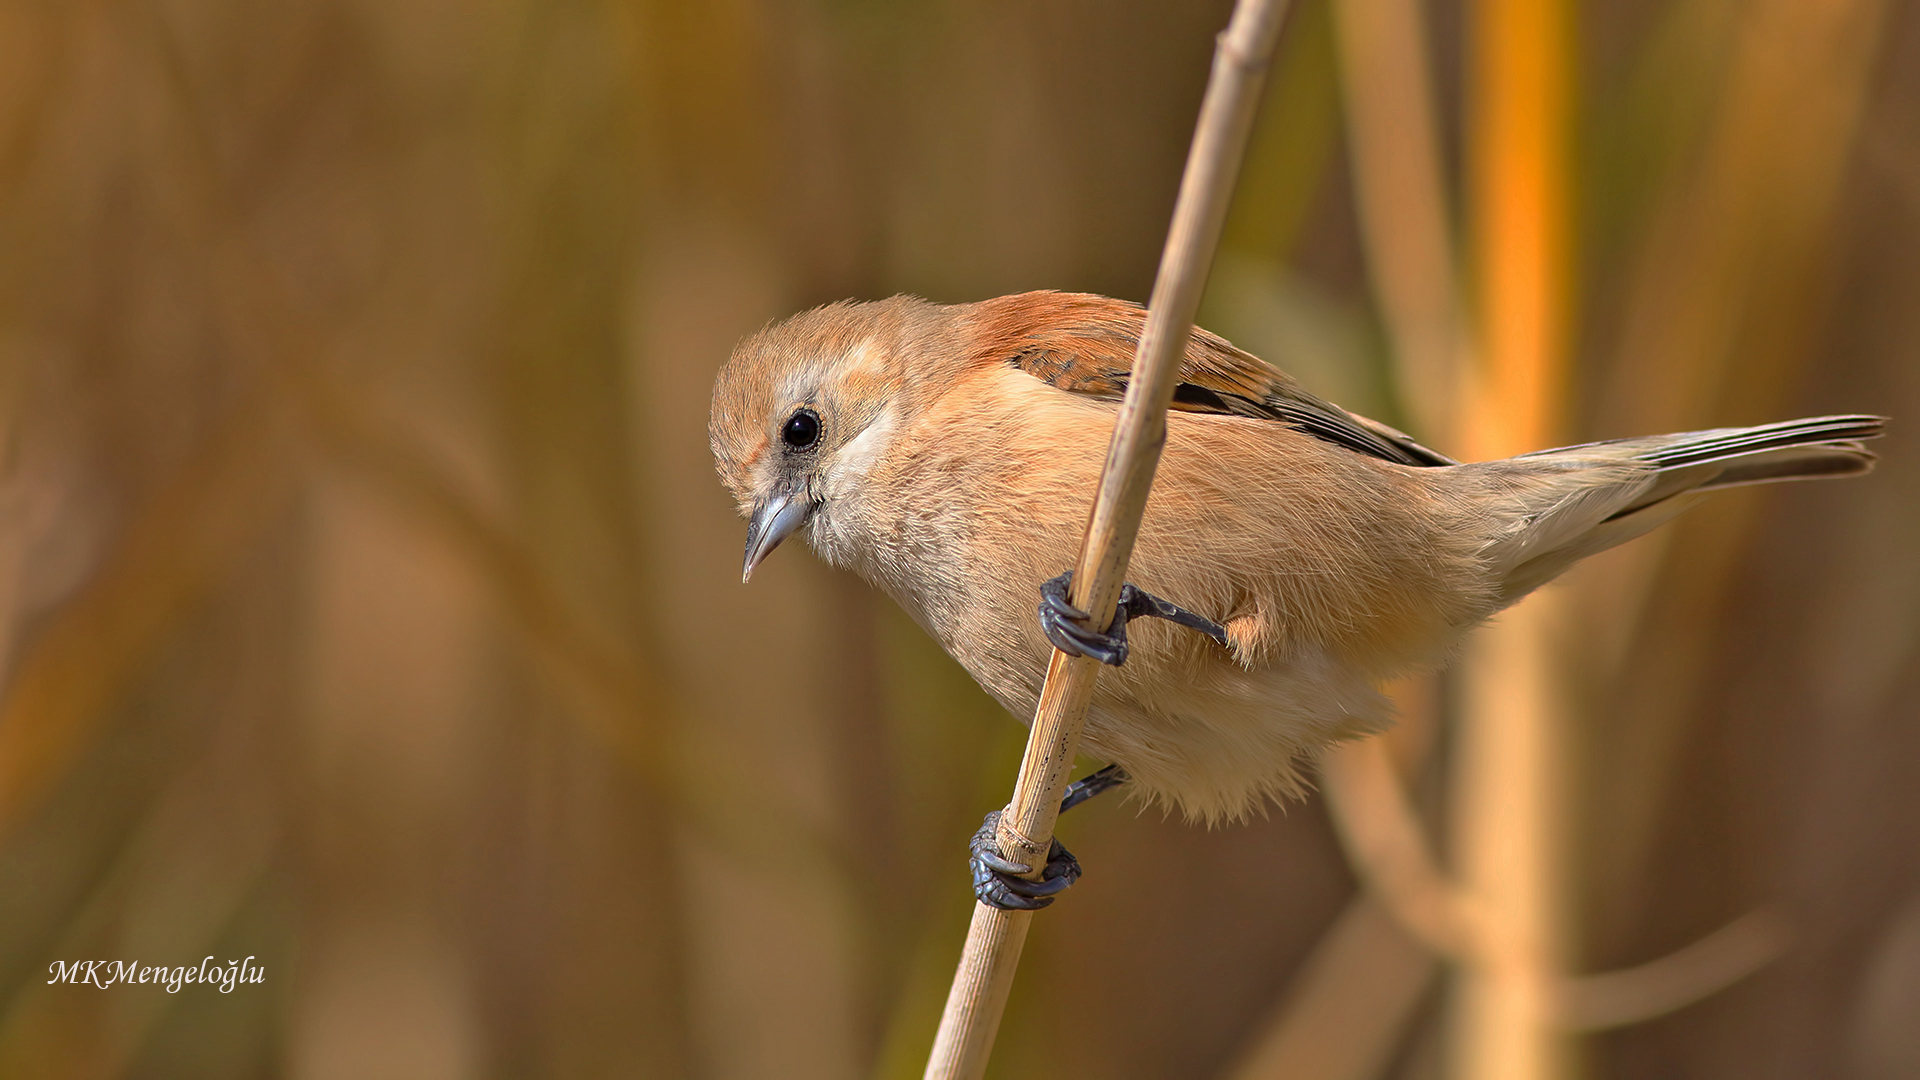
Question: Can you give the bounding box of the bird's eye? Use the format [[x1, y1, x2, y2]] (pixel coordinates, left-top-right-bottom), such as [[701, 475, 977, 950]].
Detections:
[[782, 408, 821, 450]]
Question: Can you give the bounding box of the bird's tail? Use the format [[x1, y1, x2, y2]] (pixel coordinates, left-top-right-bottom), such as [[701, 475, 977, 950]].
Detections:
[[1477, 415, 1884, 603]]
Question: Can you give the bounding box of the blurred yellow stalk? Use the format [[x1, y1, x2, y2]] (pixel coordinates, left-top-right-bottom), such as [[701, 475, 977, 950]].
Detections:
[[1450, 0, 1575, 1077]]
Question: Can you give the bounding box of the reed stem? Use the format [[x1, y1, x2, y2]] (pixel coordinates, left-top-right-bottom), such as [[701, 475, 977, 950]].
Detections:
[[921, 2, 1292, 1075]]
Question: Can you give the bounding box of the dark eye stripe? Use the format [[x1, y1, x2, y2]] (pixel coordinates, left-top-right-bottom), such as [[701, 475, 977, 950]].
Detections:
[[782, 408, 821, 449]]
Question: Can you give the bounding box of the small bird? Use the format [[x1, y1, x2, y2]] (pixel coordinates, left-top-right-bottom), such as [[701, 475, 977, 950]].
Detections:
[[710, 290, 1881, 905]]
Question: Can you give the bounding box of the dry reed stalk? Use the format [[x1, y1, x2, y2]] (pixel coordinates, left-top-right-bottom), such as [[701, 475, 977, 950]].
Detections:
[[1448, 0, 1575, 1074], [921, 1, 1292, 1075], [1450, 599, 1574, 1078], [1328, 0, 1464, 440], [1259, 0, 1812, 1068], [0, 398, 293, 838], [1581, 0, 1893, 925], [1223, 897, 1439, 1080], [1324, 740, 1485, 960], [1321, 740, 1791, 1033]]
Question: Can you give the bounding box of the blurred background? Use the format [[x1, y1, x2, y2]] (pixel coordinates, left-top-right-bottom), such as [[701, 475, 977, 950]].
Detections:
[[0, 0, 1916, 1077]]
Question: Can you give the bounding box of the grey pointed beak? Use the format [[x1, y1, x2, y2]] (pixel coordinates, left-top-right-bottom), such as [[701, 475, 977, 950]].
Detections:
[[742, 491, 815, 583]]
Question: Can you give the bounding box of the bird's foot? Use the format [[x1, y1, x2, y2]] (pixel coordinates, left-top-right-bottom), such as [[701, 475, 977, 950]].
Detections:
[[970, 810, 1082, 911], [969, 765, 1128, 911], [1038, 571, 1230, 666]]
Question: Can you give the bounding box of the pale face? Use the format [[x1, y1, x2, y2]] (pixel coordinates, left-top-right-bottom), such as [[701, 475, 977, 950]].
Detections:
[[711, 311, 909, 582]]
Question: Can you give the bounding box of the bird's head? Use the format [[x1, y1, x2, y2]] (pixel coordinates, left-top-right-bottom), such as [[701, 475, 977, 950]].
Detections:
[[710, 295, 956, 582]]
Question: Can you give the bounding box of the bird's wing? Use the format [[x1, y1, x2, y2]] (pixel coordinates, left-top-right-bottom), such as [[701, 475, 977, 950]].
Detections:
[[976, 291, 1455, 467]]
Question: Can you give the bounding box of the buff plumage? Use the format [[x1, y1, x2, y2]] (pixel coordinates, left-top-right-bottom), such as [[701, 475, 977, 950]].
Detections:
[[710, 291, 1881, 822]]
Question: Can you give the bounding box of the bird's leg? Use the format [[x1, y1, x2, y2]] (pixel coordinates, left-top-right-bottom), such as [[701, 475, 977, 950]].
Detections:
[[1060, 762, 1127, 813], [969, 765, 1129, 911], [1038, 571, 1230, 666]]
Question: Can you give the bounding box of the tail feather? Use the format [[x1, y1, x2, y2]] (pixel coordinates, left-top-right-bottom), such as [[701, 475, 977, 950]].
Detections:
[[1697, 447, 1876, 489], [1520, 414, 1883, 469], [1479, 414, 1885, 604]]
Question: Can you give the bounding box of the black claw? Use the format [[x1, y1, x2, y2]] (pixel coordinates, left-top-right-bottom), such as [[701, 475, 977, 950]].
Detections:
[[969, 810, 1083, 911], [1038, 571, 1230, 666], [1039, 573, 1127, 664], [975, 848, 1030, 876]]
